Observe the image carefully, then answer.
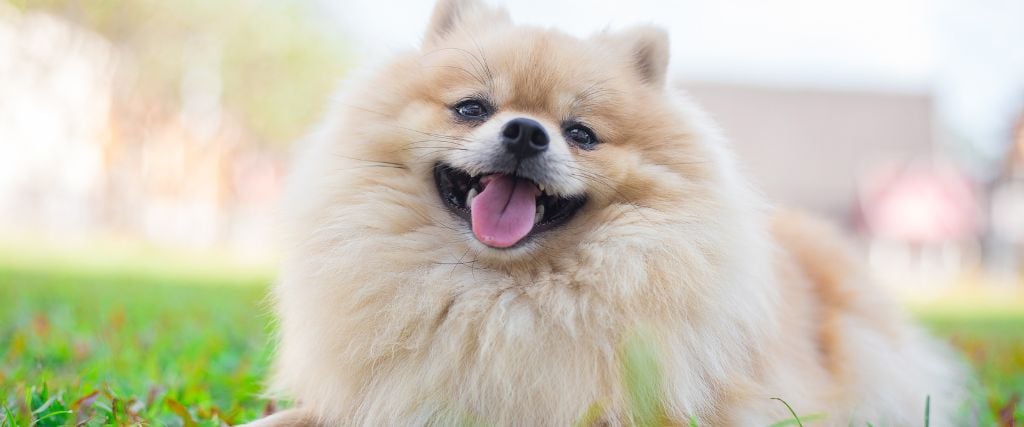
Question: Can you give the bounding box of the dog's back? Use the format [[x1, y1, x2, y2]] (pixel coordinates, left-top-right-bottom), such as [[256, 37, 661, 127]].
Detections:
[[768, 211, 970, 426]]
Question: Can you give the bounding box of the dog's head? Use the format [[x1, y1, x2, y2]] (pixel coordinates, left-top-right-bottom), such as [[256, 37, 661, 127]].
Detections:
[[295, 0, 739, 268], [278, 4, 774, 419]]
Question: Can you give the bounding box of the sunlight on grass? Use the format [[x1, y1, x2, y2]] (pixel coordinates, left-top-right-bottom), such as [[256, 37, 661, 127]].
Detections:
[[0, 239, 276, 288]]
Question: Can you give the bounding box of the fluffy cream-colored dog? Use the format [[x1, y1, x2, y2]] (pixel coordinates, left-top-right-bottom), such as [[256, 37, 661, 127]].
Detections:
[[252, 0, 968, 425]]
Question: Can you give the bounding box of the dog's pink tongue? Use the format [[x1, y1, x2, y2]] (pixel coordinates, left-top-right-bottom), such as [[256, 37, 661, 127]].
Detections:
[[471, 174, 540, 248]]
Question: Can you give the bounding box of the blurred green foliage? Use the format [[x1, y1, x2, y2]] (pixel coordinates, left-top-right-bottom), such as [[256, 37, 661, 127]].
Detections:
[[621, 328, 669, 426], [8, 0, 349, 145]]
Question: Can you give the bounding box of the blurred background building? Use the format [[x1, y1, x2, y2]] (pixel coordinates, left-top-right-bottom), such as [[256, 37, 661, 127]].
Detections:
[[1, 0, 1023, 290]]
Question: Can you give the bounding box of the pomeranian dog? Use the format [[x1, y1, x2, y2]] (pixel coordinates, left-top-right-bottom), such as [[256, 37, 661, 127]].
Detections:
[[250, 0, 968, 425]]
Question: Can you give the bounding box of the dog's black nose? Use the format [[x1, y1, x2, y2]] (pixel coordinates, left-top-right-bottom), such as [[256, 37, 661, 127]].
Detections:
[[501, 118, 548, 159]]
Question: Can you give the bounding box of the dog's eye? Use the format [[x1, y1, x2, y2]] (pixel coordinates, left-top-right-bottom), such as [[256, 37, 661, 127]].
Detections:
[[565, 124, 599, 149], [453, 100, 490, 120]]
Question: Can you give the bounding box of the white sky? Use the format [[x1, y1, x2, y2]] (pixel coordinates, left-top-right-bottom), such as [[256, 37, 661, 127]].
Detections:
[[319, 0, 937, 92]]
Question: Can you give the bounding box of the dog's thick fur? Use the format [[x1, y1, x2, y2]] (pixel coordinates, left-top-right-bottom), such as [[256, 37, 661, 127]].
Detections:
[[253, 1, 967, 425]]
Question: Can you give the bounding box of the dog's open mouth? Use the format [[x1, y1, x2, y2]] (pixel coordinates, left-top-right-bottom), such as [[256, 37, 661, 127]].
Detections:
[[434, 164, 586, 248]]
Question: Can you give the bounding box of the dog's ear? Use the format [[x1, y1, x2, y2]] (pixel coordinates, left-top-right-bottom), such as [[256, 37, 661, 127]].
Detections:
[[423, 0, 510, 47], [600, 25, 670, 87]]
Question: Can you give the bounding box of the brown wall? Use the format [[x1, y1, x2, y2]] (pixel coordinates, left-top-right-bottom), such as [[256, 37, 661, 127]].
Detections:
[[681, 81, 934, 222]]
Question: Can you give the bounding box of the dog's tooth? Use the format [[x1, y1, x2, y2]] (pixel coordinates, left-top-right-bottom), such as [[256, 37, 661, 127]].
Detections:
[[466, 187, 478, 207], [538, 183, 546, 193], [534, 204, 545, 225]]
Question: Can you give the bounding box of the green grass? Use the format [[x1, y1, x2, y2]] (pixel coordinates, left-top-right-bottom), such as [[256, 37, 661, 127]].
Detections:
[[915, 308, 1024, 425], [0, 248, 276, 426], [1, 249, 1022, 426]]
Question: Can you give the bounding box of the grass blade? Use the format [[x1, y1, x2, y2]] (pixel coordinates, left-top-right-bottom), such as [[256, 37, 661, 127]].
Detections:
[[29, 410, 72, 427], [924, 395, 930, 427], [622, 329, 667, 427], [573, 403, 604, 427], [1, 401, 18, 427], [771, 397, 804, 427]]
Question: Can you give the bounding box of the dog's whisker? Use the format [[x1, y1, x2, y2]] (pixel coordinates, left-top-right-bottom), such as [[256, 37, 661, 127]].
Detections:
[[418, 64, 490, 88], [469, 39, 496, 92], [421, 46, 493, 88], [567, 169, 652, 221], [336, 103, 474, 143], [333, 155, 409, 170]]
